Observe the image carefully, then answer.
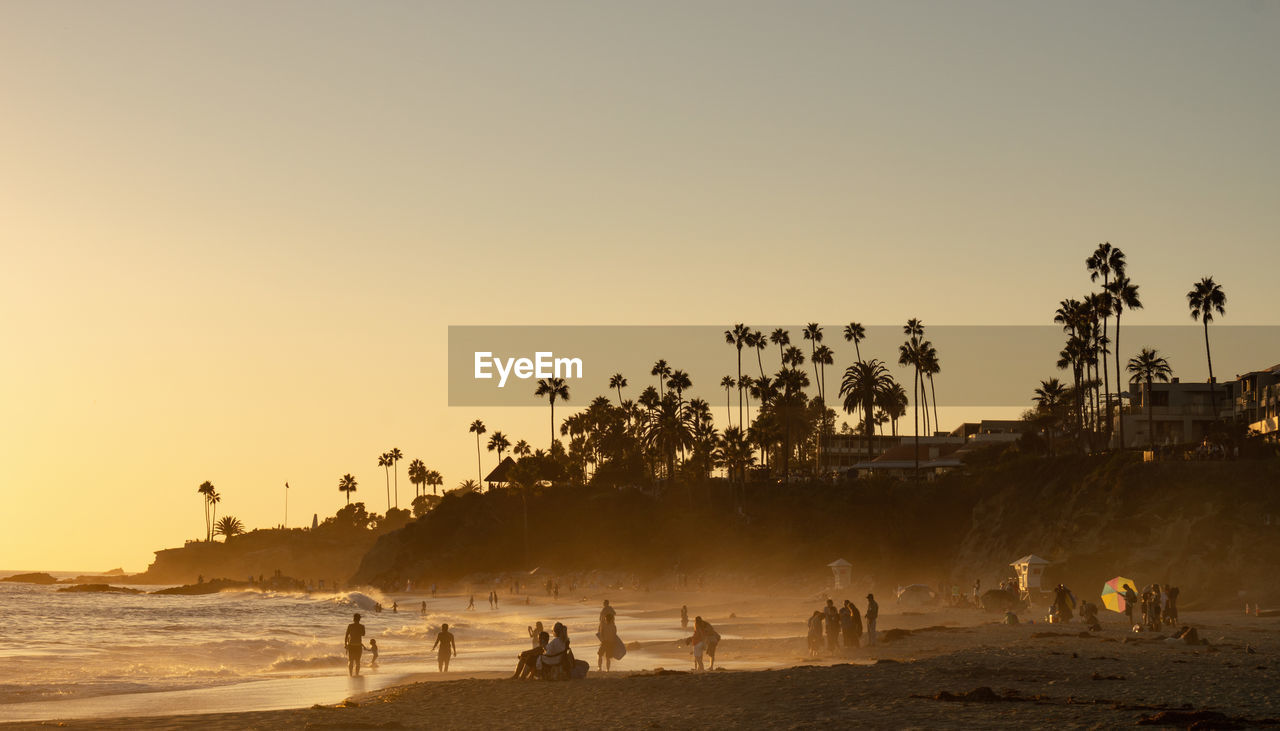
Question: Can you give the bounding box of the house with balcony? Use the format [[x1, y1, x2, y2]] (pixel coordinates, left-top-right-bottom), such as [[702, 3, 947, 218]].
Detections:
[[1115, 378, 1234, 448], [1234, 363, 1280, 438]]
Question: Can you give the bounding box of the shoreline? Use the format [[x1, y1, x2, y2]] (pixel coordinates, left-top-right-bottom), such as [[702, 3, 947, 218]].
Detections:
[[5, 607, 1278, 728]]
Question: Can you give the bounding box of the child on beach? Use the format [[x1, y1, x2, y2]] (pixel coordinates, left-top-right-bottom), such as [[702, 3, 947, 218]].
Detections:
[[366, 639, 379, 669], [432, 624, 457, 672]]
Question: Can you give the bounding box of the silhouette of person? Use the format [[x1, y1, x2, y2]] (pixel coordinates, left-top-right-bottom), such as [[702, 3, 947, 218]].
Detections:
[[432, 623, 456, 672], [367, 638, 380, 669], [344, 613, 365, 676]]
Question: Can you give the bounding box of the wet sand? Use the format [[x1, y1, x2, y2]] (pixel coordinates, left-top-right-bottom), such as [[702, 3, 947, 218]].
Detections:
[[6, 590, 1279, 729]]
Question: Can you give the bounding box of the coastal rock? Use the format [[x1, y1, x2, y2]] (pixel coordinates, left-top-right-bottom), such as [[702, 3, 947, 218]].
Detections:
[[56, 584, 142, 594], [1, 572, 57, 584]]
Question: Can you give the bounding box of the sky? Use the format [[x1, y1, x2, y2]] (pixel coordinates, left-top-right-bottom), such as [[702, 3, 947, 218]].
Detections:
[[1, 1, 1277, 571]]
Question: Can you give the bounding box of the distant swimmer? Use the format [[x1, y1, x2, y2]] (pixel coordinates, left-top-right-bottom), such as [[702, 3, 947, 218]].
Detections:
[[344, 613, 366, 676], [432, 623, 457, 672], [392, 602, 397, 613], [367, 638, 380, 669]]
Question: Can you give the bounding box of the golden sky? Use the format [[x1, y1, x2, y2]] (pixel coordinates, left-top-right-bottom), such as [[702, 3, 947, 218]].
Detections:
[[2, 1, 1277, 571]]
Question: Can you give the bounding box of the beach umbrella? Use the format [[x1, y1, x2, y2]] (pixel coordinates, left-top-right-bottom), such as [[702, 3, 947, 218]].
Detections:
[[1101, 576, 1135, 613]]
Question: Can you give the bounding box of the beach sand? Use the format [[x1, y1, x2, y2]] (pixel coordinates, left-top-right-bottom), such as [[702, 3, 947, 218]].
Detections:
[[7, 591, 1279, 729]]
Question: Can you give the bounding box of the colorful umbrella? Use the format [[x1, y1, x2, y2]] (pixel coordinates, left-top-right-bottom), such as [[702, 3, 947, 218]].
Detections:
[[1101, 576, 1135, 613]]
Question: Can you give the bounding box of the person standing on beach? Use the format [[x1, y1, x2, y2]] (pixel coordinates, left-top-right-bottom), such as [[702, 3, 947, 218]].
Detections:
[[432, 623, 457, 672], [865, 594, 879, 647], [600, 599, 616, 625], [823, 599, 840, 653], [844, 600, 863, 648], [806, 610, 824, 657], [467, 594, 475, 611], [598, 613, 619, 672], [344, 613, 366, 677], [1123, 584, 1138, 627]]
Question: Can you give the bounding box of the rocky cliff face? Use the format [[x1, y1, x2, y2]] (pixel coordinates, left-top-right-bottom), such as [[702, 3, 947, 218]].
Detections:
[[133, 527, 382, 586], [349, 456, 1280, 608]]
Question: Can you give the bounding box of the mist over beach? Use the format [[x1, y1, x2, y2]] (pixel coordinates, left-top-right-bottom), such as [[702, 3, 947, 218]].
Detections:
[[3, 0, 1280, 728]]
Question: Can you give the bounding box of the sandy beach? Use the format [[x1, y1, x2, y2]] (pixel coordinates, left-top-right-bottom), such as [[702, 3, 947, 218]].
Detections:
[[7, 587, 1279, 730]]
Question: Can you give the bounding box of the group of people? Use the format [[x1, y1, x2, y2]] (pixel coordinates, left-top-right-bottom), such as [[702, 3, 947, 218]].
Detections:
[[1121, 582, 1180, 631], [342, 614, 382, 676], [511, 600, 620, 680], [807, 594, 877, 657]]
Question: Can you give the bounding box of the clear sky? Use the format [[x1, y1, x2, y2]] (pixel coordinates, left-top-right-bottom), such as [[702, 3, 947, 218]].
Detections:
[[2, 1, 1277, 571]]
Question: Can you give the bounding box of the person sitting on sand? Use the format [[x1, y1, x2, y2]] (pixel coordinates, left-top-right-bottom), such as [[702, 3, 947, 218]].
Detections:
[[865, 594, 879, 647], [432, 623, 456, 672], [1080, 600, 1101, 631], [807, 610, 824, 657], [1003, 610, 1019, 625], [514, 631, 549, 679], [367, 638, 379, 669], [598, 613, 619, 672], [344, 613, 365, 677], [538, 622, 572, 679]]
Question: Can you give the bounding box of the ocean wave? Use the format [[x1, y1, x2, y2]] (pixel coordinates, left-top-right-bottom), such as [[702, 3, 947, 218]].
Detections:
[[268, 654, 346, 671]]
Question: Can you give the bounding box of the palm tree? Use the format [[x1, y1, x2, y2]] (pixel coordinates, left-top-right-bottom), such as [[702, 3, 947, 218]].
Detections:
[[387, 447, 403, 509], [747, 329, 767, 380], [408, 458, 426, 498], [213, 515, 245, 540], [1087, 243, 1125, 436], [900, 319, 925, 477], [609, 373, 628, 407], [1107, 275, 1143, 447], [813, 344, 834, 403], [487, 431, 511, 476], [881, 381, 908, 436], [843, 322, 866, 363], [338, 473, 358, 505], [1187, 276, 1227, 416], [642, 393, 693, 482], [651, 359, 671, 398], [802, 323, 824, 397], [725, 323, 750, 427], [458, 479, 480, 493], [208, 489, 221, 538], [534, 377, 570, 449], [197, 481, 215, 541], [378, 452, 392, 511], [720, 375, 736, 428], [770, 328, 790, 368], [426, 469, 444, 495], [920, 342, 940, 435], [666, 370, 692, 406], [839, 358, 894, 463], [1032, 378, 1068, 455], [1127, 348, 1173, 449], [468, 420, 486, 484]]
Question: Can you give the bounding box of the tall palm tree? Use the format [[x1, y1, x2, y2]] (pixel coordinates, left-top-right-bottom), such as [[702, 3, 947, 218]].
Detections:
[[1127, 348, 1173, 449], [378, 452, 392, 511], [468, 420, 486, 484], [487, 431, 511, 476], [338, 473, 358, 505], [426, 469, 444, 495], [651, 360, 671, 398], [666, 370, 692, 407], [725, 323, 750, 427], [513, 439, 532, 458], [720, 375, 736, 428], [813, 344, 834, 403], [802, 323, 824, 397], [843, 322, 866, 363], [609, 373, 628, 407], [208, 489, 221, 538], [387, 447, 403, 509], [770, 328, 790, 369], [408, 458, 426, 498], [920, 342, 940, 434], [197, 480, 215, 541], [1187, 276, 1227, 416], [1107, 275, 1143, 447], [534, 377, 570, 449], [899, 318, 925, 479], [747, 329, 767, 380], [1087, 243, 1125, 436]]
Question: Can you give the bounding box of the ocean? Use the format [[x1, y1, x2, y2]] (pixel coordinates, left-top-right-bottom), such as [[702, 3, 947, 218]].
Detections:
[[0, 578, 685, 723]]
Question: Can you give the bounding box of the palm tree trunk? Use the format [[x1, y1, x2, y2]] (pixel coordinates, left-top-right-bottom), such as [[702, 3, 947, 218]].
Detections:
[[737, 348, 744, 429], [475, 435, 482, 485], [1204, 319, 1217, 416], [550, 397, 556, 450], [384, 467, 390, 513], [913, 367, 920, 481], [1147, 378, 1156, 449], [1101, 314, 1111, 440], [1114, 311, 1125, 448], [929, 374, 939, 435]]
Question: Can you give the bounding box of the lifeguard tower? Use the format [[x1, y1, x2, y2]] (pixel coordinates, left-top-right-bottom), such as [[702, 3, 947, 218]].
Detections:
[[1010, 554, 1050, 599], [828, 559, 852, 590]]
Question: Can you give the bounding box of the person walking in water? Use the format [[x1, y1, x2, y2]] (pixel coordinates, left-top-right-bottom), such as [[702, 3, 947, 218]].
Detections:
[[432, 623, 457, 672], [366, 638, 379, 669], [598, 613, 619, 672], [343, 613, 365, 677], [466, 594, 475, 611], [865, 594, 879, 647]]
